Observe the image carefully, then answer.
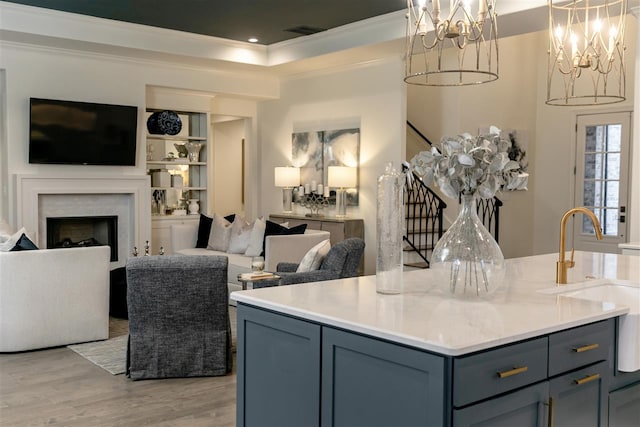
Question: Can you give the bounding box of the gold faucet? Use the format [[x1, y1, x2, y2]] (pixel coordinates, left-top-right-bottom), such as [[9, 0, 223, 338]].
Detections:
[[556, 207, 604, 284]]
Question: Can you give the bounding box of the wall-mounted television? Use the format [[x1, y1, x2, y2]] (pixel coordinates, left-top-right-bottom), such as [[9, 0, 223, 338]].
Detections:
[[29, 98, 138, 166]]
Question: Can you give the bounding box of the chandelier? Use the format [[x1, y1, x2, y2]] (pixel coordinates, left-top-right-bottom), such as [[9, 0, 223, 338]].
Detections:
[[404, 0, 499, 86], [547, 0, 627, 106]]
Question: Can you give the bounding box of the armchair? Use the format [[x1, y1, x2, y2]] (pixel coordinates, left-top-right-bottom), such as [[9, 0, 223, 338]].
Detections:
[[126, 255, 232, 380], [0, 246, 110, 352], [267, 238, 365, 286]]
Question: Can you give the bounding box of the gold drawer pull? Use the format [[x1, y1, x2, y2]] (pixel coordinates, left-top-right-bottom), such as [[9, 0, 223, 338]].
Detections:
[[573, 343, 599, 353], [497, 366, 528, 379], [574, 373, 600, 385]]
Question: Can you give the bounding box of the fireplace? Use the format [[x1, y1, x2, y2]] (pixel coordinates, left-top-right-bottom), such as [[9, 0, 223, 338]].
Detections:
[[16, 174, 151, 269], [47, 216, 118, 262]]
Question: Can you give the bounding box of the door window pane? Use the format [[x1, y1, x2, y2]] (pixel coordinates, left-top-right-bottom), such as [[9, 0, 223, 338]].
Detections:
[[581, 123, 623, 237]]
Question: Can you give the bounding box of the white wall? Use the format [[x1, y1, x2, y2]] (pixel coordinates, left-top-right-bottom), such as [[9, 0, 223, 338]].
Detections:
[[0, 41, 278, 229], [212, 119, 246, 216], [258, 58, 407, 274]]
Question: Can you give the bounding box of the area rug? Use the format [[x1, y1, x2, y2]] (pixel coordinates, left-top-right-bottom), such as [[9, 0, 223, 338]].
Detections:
[[68, 335, 128, 375], [68, 306, 237, 375]]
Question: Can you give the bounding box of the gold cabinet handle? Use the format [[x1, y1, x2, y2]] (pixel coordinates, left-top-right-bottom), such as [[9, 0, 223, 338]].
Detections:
[[497, 366, 528, 379], [547, 397, 554, 427], [573, 343, 599, 353], [574, 373, 600, 385]]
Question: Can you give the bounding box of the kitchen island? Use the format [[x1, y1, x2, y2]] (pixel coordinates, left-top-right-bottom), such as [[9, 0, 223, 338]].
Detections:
[[232, 252, 640, 427]]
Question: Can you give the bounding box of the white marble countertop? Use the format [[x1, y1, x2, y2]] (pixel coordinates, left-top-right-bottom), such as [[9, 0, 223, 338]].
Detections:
[[231, 252, 640, 356]]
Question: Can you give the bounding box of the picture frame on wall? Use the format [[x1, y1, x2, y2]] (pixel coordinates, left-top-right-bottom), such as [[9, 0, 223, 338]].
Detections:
[[292, 127, 360, 205]]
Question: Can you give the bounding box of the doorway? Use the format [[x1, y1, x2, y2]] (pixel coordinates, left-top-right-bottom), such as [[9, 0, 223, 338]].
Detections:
[[574, 112, 631, 253]]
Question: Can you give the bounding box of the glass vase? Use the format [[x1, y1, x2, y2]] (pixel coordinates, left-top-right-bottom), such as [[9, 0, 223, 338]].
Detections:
[[376, 162, 404, 294], [185, 142, 203, 162], [430, 194, 505, 298]]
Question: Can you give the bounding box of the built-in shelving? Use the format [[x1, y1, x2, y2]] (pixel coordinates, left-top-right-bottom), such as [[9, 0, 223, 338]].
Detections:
[[145, 109, 210, 254]]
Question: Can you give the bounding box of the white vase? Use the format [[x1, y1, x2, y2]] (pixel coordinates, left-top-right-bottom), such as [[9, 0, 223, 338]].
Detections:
[[188, 199, 199, 215]]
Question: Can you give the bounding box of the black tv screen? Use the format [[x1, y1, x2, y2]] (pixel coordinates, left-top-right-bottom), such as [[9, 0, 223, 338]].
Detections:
[[29, 98, 138, 166]]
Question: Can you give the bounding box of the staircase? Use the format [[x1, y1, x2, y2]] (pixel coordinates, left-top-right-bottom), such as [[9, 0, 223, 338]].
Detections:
[[403, 121, 503, 269], [403, 164, 446, 269]]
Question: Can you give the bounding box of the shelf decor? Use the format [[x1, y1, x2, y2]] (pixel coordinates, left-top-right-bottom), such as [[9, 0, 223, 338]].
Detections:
[[410, 126, 528, 297], [185, 142, 203, 162], [300, 192, 329, 217]]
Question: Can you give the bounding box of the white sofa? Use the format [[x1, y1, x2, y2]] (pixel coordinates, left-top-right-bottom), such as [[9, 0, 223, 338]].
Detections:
[[0, 246, 111, 352], [170, 223, 331, 291]]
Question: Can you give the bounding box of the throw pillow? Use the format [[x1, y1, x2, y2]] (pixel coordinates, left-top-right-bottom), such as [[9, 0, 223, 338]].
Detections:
[[10, 233, 39, 251], [0, 227, 29, 252], [196, 214, 236, 248], [195, 214, 213, 248], [227, 215, 253, 254], [207, 214, 232, 252], [0, 219, 13, 243], [296, 239, 331, 272], [244, 217, 266, 257], [261, 220, 307, 256]]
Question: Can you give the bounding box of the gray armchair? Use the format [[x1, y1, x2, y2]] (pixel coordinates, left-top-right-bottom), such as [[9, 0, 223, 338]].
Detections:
[[260, 238, 365, 287], [126, 255, 232, 380]]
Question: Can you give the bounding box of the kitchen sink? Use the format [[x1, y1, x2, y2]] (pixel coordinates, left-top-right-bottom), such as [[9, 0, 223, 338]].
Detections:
[[539, 279, 639, 372]]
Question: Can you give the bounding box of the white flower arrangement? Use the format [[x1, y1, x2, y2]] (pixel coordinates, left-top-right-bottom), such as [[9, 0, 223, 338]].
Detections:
[[410, 126, 529, 200]]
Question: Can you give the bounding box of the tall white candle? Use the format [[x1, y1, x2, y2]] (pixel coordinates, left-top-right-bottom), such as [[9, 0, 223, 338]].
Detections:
[[324, 186, 330, 198], [317, 184, 323, 195]]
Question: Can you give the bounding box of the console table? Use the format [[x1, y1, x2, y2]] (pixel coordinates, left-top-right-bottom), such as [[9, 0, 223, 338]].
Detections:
[[268, 214, 364, 273]]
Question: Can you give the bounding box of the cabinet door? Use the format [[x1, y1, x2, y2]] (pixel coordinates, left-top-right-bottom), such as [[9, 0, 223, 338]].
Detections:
[[609, 382, 640, 427], [549, 361, 608, 427], [322, 327, 446, 427], [453, 382, 549, 427], [237, 305, 321, 427], [320, 222, 344, 245]]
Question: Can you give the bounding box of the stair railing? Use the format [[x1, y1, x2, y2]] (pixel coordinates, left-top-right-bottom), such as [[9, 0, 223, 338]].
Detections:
[[476, 196, 503, 244], [402, 163, 446, 268]]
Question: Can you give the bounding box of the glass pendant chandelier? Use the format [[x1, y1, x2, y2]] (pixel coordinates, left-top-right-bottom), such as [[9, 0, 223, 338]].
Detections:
[[404, 0, 499, 86], [547, 0, 627, 106]]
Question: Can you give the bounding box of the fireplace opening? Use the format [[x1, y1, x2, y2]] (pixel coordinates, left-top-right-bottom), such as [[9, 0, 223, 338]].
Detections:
[[47, 216, 118, 262]]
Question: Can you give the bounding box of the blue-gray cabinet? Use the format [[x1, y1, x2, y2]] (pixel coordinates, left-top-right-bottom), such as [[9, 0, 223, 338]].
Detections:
[[322, 327, 446, 427], [236, 305, 321, 427], [236, 304, 636, 427]]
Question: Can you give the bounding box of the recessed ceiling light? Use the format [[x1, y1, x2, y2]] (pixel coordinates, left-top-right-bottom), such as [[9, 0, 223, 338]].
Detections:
[[248, 37, 258, 43]]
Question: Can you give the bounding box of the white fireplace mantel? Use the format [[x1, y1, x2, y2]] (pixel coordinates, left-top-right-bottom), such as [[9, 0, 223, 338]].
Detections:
[[16, 174, 151, 256]]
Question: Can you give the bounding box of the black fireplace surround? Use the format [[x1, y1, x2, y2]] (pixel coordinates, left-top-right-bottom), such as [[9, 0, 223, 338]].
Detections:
[[47, 216, 118, 262]]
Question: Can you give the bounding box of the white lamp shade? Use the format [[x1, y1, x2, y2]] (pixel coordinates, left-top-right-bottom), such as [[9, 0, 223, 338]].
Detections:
[[328, 166, 357, 188], [274, 167, 300, 187]]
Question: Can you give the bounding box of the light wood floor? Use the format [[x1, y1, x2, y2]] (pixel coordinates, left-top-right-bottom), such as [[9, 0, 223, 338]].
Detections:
[[0, 317, 237, 426]]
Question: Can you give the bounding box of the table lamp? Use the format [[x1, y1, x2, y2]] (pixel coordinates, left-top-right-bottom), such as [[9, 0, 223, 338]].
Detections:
[[274, 166, 300, 213], [328, 166, 357, 217]]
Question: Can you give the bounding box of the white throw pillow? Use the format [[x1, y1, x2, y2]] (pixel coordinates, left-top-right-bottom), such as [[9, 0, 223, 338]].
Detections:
[[0, 227, 28, 252], [227, 216, 253, 254], [207, 214, 232, 252], [296, 239, 331, 273], [0, 219, 14, 243], [244, 217, 266, 257]]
